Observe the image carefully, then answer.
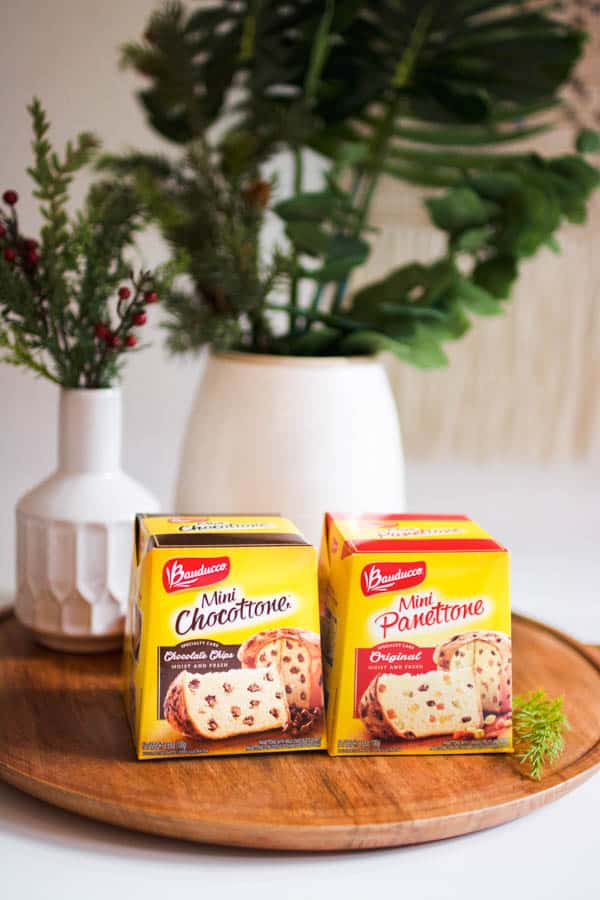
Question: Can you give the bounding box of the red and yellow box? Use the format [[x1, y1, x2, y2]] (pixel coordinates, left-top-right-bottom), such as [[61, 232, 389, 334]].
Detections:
[[319, 514, 512, 756], [124, 514, 325, 759]]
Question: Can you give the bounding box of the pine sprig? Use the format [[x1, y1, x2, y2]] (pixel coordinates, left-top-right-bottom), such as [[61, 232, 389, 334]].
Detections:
[[513, 690, 570, 780], [101, 143, 294, 354], [27, 97, 99, 279], [0, 98, 174, 388]]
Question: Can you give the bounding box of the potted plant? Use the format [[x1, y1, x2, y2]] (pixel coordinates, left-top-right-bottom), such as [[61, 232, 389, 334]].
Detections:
[[1, 99, 173, 651], [108, 1, 599, 542]]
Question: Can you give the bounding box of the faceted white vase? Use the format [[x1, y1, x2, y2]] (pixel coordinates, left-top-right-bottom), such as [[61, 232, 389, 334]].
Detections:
[[15, 388, 158, 653], [176, 352, 405, 546]]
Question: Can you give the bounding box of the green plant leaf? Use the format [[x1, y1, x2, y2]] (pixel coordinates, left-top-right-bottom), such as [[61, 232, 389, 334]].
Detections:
[[274, 191, 339, 222], [338, 323, 449, 368], [284, 326, 341, 356], [337, 329, 402, 357], [545, 235, 561, 254], [118, 0, 598, 361], [428, 302, 472, 341], [466, 171, 523, 200], [404, 326, 450, 368], [452, 224, 495, 252], [472, 256, 517, 299], [328, 234, 370, 261], [285, 221, 330, 257], [390, 121, 551, 147], [427, 81, 492, 123], [381, 160, 463, 189], [350, 260, 459, 327], [350, 263, 424, 317], [426, 186, 497, 232], [576, 128, 600, 154], [496, 178, 561, 258], [456, 277, 504, 315], [304, 234, 370, 281], [550, 156, 600, 197], [333, 140, 370, 168]]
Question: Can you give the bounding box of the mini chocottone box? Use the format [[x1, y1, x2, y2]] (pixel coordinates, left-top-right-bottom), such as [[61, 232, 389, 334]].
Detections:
[[319, 514, 512, 756], [124, 515, 325, 759]]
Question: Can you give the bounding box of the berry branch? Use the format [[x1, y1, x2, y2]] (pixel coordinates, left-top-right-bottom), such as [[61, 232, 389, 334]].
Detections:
[[0, 99, 175, 388]]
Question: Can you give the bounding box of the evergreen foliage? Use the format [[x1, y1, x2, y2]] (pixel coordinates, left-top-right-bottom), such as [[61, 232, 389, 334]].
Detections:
[[513, 690, 570, 780], [115, 0, 600, 362], [0, 99, 175, 387]]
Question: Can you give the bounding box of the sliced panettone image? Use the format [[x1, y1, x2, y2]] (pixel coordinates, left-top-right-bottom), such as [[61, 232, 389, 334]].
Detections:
[[238, 628, 323, 710], [164, 667, 288, 741], [433, 630, 512, 714], [360, 669, 483, 740]]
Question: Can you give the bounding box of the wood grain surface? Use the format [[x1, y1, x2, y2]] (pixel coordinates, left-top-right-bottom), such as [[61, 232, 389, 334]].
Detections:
[[0, 613, 599, 851]]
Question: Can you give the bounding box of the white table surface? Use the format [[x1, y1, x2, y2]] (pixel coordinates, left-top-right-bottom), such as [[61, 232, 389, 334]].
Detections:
[[1, 462, 599, 899]]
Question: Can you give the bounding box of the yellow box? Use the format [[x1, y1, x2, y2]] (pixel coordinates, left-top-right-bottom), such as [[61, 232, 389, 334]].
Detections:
[[319, 514, 512, 756], [124, 514, 325, 759]]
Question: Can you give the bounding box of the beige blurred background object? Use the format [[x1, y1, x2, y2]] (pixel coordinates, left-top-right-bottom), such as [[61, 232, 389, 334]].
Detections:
[[365, 7, 600, 465], [0, 0, 598, 589]]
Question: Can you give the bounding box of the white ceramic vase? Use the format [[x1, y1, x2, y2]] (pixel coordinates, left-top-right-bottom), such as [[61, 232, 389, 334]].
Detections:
[[176, 351, 405, 546], [15, 387, 158, 653]]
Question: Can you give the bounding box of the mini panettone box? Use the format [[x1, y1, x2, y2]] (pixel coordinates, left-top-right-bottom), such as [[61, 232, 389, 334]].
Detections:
[[124, 515, 326, 759], [319, 514, 512, 757]]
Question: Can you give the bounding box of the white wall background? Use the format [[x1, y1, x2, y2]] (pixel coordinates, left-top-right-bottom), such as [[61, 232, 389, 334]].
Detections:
[[1, 0, 599, 592], [0, 0, 204, 589]]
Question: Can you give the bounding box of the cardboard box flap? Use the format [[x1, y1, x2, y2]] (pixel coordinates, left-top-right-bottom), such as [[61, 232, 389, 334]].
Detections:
[[328, 514, 505, 555], [135, 514, 310, 548]]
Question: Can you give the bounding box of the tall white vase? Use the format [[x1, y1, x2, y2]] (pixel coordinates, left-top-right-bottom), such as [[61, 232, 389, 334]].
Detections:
[[15, 388, 158, 653], [176, 352, 405, 546]]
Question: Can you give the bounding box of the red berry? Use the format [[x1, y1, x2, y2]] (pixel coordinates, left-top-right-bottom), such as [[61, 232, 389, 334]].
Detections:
[[109, 334, 122, 349], [0, 223, 6, 238], [94, 322, 110, 340], [25, 249, 39, 266], [118, 286, 131, 300], [132, 311, 147, 326], [125, 334, 137, 348], [143, 290, 158, 304], [24, 239, 38, 251], [3, 190, 18, 206], [3, 247, 16, 263]]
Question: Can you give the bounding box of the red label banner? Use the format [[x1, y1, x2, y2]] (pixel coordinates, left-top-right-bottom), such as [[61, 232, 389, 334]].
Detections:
[[361, 561, 426, 596], [354, 641, 436, 716], [162, 556, 230, 593]]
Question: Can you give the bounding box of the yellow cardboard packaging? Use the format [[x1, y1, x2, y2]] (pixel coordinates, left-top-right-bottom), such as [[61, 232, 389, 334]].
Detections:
[[320, 514, 512, 756], [124, 515, 325, 759]]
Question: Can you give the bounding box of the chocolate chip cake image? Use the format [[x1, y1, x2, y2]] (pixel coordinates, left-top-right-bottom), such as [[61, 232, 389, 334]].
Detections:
[[434, 630, 512, 714], [237, 627, 324, 711], [164, 667, 288, 741], [360, 669, 483, 740]]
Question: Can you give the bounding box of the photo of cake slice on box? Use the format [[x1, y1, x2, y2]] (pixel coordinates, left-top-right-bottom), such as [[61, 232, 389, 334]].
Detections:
[[434, 630, 512, 715], [164, 668, 288, 741], [360, 669, 483, 741], [238, 627, 323, 711]]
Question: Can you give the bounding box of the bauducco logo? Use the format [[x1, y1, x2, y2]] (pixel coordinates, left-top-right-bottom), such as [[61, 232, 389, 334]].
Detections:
[[162, 557, 230, 593], [361, 561, 426, 596]]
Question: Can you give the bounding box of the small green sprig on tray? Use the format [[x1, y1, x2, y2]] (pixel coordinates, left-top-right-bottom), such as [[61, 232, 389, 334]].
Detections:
[[513, 690, 570, 780], [0, 98, 176, 389]]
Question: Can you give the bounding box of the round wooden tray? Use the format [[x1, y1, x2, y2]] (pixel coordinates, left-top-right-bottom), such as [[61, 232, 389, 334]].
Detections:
[[1, 612, 599, 851]]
